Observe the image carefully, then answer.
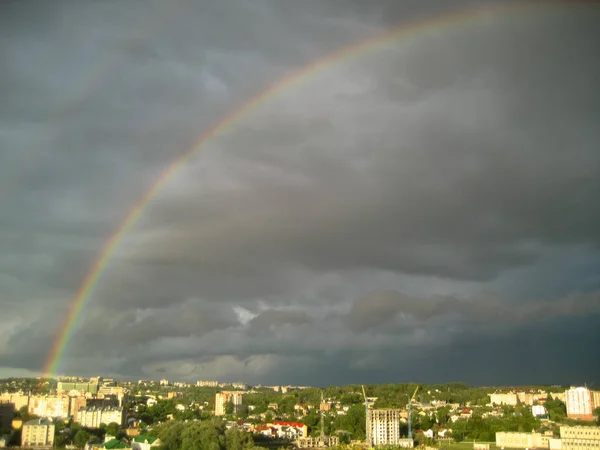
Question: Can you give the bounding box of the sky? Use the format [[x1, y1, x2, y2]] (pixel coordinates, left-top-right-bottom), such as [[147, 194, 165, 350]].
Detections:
[[1, 0, 599, 387]]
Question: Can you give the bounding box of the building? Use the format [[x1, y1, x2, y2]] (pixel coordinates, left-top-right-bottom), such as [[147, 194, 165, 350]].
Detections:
[[495, 432, 556, 449], [565, 387, 594, 421], [269, 422, 307, 439], [489, 392, 518, 406], [367, 409, 401, 446], [131, 435, 161, 450], [94, 438, 131, 450], [0, 402, 15, 429], [196, 380, 219, 387], [21, 418, 55, 448], [532, 405, 548, 418], [0, 394, 29, 411], [76, 406, 124, 428], [560, 426, 600, 450], [215, 392, 243, 416], [29, 395, 70, 419], [70, 396, 88, 417], [592, 391, 600, 409], [296, 436, 340, 448], [57, 381, 98, 395]]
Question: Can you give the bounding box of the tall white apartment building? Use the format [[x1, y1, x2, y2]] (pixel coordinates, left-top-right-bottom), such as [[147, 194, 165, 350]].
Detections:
[[21, 418, 55, 448], [76, 406, 124, 428], [215, 392, 243, 416], [565, 387, 593, 421], [367, 409, 401, 446]]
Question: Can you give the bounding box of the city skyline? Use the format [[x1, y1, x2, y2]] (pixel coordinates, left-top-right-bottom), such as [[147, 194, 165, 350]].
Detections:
[[1, 0, 599, 385]]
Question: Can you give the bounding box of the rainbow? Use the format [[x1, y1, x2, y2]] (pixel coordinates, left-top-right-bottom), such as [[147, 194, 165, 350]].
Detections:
[[42, 1, 554, 378]]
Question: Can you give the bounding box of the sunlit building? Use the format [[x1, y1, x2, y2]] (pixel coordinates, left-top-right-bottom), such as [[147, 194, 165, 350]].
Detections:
[[215, 392, 243, 416], [367, 409, 401, 446], [565, 387, 594, 421], [21, 418, 55, 448]]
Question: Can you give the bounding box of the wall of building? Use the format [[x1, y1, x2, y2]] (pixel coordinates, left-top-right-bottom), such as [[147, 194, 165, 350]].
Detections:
[[368, 409, 401, 446], [21, 419, 55, 447], [560, 426, 600, 450]]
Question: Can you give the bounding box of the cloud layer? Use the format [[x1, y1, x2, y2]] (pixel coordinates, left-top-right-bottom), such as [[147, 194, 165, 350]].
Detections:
[[1, 0, 599, 384]]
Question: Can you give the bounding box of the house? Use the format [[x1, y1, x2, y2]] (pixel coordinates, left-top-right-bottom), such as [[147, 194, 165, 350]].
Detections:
[[269, 422, 308, 439], [423, 429, 434, 439], [94, 439, 131, 450], [438, 428, 452, 438], [131, 435, 160, 450]]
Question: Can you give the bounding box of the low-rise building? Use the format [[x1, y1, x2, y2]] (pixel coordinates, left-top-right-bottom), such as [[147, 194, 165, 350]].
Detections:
[[560, 425, 600, 450], [496, 432, 546, 449], [21, 418, 55, 448], [296, 436, 340, 448], [489, 392, 518, 406], [131, 435, 161, 450]]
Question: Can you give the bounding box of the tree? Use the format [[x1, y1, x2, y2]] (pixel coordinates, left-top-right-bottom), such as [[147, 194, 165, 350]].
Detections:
[[225, 426, 254, 450], [155, 420, 185, 450], [105, 422, 121, 437], [182, 422, 224, 450], [73, 429, 91, 449], [594, 407, 600, 425]]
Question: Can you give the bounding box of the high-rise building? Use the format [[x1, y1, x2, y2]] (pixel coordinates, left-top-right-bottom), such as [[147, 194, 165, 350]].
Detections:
[[565, 387, 594, 421], [215, 392, 243, 416], [367, 409, 401, 446], [21, 418, 55, 448]]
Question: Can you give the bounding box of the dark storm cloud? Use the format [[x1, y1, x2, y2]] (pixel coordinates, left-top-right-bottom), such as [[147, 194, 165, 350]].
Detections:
[[1, 0, 599, 385], [345, 291, 600, 332]]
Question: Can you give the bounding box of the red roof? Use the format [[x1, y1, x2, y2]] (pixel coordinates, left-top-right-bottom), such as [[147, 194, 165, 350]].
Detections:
[[273, 421, 305, 428]]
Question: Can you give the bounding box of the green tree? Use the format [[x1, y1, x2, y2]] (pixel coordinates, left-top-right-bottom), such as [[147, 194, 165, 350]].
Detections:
[[73, 429, 91, 449], [182, 422, 224, 450], [225, 426, 254, 450], [105, 422, 120, 437], [155, 421, 185, 450]]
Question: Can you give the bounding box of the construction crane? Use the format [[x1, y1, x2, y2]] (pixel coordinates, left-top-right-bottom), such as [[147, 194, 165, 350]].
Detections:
[[361, 385, 370, 445], [407, 385, 419, 440]]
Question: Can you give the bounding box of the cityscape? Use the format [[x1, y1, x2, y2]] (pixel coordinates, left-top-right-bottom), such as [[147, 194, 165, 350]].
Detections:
[[1, 377, 599, 450]]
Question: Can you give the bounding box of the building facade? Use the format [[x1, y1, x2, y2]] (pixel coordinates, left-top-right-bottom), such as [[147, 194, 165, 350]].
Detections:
[[21, 418, 55, 448], [76, 406, 124, 428], [367, 409, 401, 446], [565, 387, 594, 421], [496, 432, 545, 449], [29, 395, 70, 419], [215, 392, 243, 416], [489, 393, 518, 406], [560, 426, 600, 450]]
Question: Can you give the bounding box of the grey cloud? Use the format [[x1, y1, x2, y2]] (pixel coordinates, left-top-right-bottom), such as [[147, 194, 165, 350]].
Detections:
[[345, 290, 600, 332], [245, 309, 312, 337]]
